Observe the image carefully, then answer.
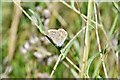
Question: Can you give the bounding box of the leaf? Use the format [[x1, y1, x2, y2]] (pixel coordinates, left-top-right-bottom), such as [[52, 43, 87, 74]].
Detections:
[[86, 52, 100, 77], [109, 14, 118, 38], [92, 57, 102, 78]]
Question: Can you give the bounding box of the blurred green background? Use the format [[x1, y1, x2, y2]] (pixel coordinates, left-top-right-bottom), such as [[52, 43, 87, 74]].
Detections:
[[1, 1, 120, 78]]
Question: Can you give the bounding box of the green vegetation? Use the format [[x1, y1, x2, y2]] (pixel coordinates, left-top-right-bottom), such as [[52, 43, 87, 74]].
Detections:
[[1, 1, 119, 78]]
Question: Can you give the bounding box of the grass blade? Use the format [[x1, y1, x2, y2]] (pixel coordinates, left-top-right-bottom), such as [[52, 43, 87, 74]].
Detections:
[[92, 57, 102, 78], [86, 52, 100, 77], [60, 27, 86, 60], [70, 0, 75, 10], [29, 9, 46, 35], [81, 0, 92, 77], [109, 14, 118, 38]]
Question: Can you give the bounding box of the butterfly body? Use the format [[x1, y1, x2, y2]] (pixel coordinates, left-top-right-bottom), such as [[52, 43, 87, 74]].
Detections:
[[47, 29, 67, 47]]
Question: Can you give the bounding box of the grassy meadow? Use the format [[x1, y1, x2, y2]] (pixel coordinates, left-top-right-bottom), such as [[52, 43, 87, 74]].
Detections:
[[1, 1, 120, 78]]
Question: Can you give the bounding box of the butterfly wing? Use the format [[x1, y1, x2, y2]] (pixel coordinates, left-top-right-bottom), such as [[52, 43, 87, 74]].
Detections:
[[47, 29, 67, 47]]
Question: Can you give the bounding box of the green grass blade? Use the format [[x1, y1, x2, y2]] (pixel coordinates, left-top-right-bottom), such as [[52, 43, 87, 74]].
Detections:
[[92, 57, 102, 78], [29, 9, 46, 35], [86, 52, 100, 77], [109, 14, 118, 38], [60, 27, 86, 60], [113, 2, 120, 13]]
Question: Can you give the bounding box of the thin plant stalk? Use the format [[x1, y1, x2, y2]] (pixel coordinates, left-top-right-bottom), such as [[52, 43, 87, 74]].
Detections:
[[63, 61, 80, 78], [60, 0, 101, 26], [63, 61, 88, 78], [97, 3, 116, 57], [66, 57, 81, 73], [61, 27, 86, 60], [60, 0, 109, 42], [81, 0, 92, 77], [50, 55, 82, 77], [94, 2, 108, 78], [13, 0, 43, 34], [50, 54, 62, 77], [8, 1, 21, 62]]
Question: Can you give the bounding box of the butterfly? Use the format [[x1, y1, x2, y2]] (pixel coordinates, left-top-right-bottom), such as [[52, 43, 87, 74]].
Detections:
[[47, 28, 68, 47]]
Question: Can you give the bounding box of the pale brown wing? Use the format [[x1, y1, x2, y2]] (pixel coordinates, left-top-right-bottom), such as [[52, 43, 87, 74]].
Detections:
[[47, 29, 67, 47]]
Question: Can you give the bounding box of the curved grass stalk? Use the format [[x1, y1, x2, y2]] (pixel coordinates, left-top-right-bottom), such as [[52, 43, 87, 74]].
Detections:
[[86, 52, 100, 77]]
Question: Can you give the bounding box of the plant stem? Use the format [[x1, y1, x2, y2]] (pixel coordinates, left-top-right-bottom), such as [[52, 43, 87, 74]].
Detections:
[[50, 54, 62, 77], [8, 1, 21, 62], [13, 0, 43, 35], [66, 57, 81, 73], [94, 2, 108, 78], [81, 0, 92, 77], [60, 0, 109, 41]]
